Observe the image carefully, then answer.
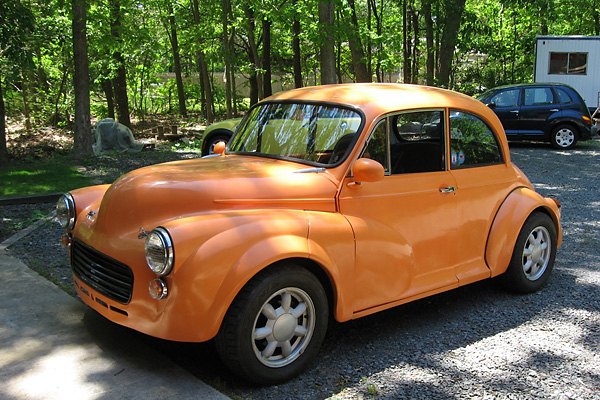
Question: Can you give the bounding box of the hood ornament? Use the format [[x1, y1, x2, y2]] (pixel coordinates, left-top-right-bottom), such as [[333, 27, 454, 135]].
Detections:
[[138, 227, 148, 239]]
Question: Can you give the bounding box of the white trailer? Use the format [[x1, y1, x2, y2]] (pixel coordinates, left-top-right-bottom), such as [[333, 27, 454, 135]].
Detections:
[[534, 35, 600, 115]]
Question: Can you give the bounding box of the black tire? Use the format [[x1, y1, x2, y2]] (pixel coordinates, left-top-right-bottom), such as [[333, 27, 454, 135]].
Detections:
[[501, 212, 557, 293], [550, 124, 577, 149], [215, 264, 329, 385], [202, 130, 233, 156]]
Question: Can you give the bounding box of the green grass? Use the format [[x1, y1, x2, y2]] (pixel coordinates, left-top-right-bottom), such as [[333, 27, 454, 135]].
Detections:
[[0, 156, 98, 198]]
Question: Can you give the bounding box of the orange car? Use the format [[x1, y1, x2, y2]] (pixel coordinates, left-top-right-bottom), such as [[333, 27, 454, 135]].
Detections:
[[57, 84, 561, 384]]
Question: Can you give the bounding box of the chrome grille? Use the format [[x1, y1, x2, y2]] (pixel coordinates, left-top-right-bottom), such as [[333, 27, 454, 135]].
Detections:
[[71, 239, 134, 304]]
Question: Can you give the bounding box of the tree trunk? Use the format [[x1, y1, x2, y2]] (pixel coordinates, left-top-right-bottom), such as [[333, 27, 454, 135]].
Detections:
[[21, 68, 32, 131], [72, 0, 93, 159], [319, 0, 336, 85], [346, 0, 370, 82], [594, 0, 600, 35], [410, 4, 419, 84], [244, 4, 261, 104], [402, 0, 411, 83], [262, 17, 272, 98], [100, 78, 115, 119], [168, 12, 187, 116], [191, 0, 214, 122], [437, 0, 466, 88], [0, 73, 7, 164], [109, 0, 131, 128], [222, 0, 233, 118], [423, 0, 435, 85], [292, 0, 303, 88]]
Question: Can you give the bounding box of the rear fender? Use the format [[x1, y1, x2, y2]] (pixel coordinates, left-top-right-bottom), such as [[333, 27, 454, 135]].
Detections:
[[486, 187, 562, 277]]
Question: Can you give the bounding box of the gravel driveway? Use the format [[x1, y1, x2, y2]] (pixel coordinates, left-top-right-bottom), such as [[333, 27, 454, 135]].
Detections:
[[2, 140, 600, 399]]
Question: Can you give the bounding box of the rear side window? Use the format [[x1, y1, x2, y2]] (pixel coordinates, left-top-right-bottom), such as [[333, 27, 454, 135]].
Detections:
[[556, 88, 574, 104], [449, 110, 503, 169], [523, 87, 555, 106]]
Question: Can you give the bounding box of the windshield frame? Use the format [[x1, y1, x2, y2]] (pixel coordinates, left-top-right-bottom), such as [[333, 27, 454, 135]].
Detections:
[[227, 100, 366, 168]]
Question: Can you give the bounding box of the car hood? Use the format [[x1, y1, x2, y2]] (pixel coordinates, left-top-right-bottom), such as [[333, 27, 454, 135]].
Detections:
[[91, 155, 340, 233]]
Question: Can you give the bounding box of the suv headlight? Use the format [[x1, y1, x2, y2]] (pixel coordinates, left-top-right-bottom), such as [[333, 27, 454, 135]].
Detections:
[[56, 193, 76, 230], [145, 227, 174, 276]]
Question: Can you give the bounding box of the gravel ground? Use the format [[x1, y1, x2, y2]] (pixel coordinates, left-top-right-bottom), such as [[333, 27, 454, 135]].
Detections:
[[1, 140, 600, 399]]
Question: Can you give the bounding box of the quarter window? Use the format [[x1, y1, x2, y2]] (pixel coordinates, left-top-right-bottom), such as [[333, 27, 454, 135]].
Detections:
[[449, 110, 503, 169], [556, 88, 573, 104]]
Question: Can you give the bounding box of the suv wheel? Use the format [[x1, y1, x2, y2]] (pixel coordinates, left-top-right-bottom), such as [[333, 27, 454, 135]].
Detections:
[[551, 124, 577, 149]]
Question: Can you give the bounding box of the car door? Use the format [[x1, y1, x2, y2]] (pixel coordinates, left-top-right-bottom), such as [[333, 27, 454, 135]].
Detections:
[[487, 88, 521, 137], [518, 86, 559, 137], [338, 110, 459, 313], [447, 109, 517, 284]]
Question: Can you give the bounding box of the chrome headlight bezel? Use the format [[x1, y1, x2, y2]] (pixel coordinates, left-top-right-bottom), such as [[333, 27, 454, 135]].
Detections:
[[145, 227, 174, 276], [56, 193, 76, 230]]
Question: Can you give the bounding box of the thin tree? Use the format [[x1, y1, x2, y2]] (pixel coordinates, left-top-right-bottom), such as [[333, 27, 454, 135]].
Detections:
[[164, 2, 187, 117], [319, 0, 336, 84], [72, 0, 93, 159], [437, 0, 466, 88], [0, 0, 34, 164], [109, 0, 131, 128]]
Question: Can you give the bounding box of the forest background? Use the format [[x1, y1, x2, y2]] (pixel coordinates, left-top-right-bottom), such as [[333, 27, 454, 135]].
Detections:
[[1, 0, 599, 164]]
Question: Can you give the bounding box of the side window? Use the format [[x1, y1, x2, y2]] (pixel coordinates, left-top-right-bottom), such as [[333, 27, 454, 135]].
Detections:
[[449, 110, 503, 169], [524, 87, 555, 106], [363, 120, 389, 173], [556, 88, 573, 104], [490, 89, 519, 107], [391, 110, 444, 174]]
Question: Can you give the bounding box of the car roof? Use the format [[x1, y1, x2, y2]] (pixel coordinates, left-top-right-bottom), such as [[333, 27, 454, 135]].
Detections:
[[265, 83, 492, 120], [485, 82, 575, 91]]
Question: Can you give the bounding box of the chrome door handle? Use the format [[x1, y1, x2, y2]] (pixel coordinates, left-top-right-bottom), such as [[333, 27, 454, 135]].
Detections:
[[549, 109, 559, 112], [439, 186, 456, 193], [510, 110, 519, 114]]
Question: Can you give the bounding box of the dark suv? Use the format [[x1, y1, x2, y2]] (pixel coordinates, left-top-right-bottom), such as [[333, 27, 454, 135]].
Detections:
[[476, 83, 596, 149]]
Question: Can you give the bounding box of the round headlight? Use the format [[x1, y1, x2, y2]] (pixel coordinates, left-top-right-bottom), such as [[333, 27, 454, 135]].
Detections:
[[145, 227, 174, 276], [56, 193, 76, 230]]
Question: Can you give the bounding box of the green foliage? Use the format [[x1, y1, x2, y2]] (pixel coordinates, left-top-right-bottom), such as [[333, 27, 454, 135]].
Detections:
[[2, 0, 600, 144]]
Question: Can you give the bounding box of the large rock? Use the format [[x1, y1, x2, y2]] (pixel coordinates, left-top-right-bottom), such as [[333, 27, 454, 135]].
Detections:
[[92, 118, 143, 154]]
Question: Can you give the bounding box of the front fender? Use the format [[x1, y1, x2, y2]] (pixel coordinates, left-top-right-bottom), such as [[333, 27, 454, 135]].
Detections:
[[160, 210, 312, 341], [485, 187, 562, 277]]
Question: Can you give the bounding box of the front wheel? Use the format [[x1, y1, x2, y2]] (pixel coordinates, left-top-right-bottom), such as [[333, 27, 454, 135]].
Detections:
[[215, 264, 329, 385], [551, 124, 577, 149], [501, 212, 557, 293]]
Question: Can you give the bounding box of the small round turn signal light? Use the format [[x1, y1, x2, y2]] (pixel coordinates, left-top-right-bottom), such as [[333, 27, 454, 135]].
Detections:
[[149, 278, 168, 300]]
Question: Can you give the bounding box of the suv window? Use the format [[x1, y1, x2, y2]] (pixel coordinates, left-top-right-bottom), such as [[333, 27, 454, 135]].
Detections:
[[449, 110, 503, 169], [556, 88, 573, 104], [524, 87, 555, 106], [489, 89, 519, 107]]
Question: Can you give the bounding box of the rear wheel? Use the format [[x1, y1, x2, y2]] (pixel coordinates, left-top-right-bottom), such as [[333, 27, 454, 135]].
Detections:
[[501, 212, 557, 293], [551, 124, 577, 149], [215, 264, 329, 385]]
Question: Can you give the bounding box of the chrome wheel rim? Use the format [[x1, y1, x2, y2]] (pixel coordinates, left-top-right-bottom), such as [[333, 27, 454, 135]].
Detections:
[[252, 287, 315, 368], [522, 226, 551, 281], [555, 128, 575, 148]]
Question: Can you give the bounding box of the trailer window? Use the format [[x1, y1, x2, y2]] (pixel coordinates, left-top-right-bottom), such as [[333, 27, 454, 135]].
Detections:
[[549, 52, 587, 75]]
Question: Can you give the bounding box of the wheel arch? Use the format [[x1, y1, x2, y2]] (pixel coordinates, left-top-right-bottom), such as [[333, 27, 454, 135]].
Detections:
[[201, 128, 234, 155], [485, 187, 562, 277]]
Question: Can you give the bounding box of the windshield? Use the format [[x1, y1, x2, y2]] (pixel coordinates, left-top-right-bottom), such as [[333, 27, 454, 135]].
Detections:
[[229, 102, 363, 166]]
